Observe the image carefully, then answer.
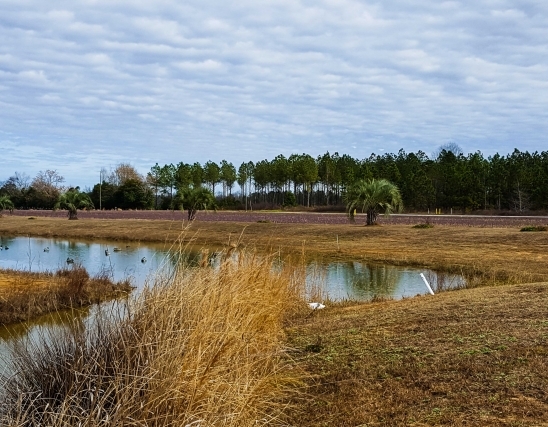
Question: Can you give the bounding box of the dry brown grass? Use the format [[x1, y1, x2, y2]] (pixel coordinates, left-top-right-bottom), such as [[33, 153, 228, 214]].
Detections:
[[1, 251, 307, 426], [286, 282, 548, 426], [0, 267, 132, 325]]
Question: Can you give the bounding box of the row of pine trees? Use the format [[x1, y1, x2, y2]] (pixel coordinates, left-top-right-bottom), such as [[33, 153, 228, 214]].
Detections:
[[2, 147, 548, 212], [140, 148, 548, 212]]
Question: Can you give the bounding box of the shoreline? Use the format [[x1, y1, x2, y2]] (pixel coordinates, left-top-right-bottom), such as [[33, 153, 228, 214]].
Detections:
[[1, 215, 547, 285]]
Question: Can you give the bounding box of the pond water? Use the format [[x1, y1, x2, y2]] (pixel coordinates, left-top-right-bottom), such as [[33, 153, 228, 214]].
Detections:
[[0, 236, 178, 289], [0, 236, 466, 376], [0, 236, 465, 300]]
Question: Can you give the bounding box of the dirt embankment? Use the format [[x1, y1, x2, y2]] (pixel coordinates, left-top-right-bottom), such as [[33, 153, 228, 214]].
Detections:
[[8, 208, 548, 227]]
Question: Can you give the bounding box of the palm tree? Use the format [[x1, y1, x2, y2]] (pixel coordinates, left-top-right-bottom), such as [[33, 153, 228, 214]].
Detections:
[[0, 195, 14, 216], [344, 179, 403, 225], [172, 187, 215, 221], [55, 188, 94, 220]]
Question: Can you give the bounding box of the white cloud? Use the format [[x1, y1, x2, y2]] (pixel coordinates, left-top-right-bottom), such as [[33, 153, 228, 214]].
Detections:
[[1, 0, 548, 186]]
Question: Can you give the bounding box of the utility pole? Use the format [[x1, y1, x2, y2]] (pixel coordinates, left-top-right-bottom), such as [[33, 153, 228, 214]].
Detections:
[[99, 170, 102, 210]]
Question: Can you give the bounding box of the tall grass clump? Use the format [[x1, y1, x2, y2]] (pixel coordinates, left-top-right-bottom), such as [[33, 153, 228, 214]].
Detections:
[[1, 250, 306, 426]]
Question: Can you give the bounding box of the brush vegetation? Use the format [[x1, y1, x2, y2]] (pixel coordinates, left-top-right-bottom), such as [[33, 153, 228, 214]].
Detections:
[[1, 251, 307, 426], [0, 266, 132, 325]]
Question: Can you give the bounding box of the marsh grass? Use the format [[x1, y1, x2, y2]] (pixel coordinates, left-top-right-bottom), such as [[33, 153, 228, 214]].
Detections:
[[1, 250, 307, 426], [0, 266, 132, 326]]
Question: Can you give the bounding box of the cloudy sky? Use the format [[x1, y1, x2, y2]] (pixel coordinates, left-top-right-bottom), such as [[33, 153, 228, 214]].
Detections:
[[1, 0, 547, 187]]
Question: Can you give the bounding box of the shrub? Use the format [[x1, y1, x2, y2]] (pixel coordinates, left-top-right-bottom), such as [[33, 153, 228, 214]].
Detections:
[[413, 217, 434, 229], [520, 225, 547, 232], [413, 223, 434, 229]]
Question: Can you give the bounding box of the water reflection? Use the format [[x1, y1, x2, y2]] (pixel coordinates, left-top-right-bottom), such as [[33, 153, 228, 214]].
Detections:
[[0, 306, 92, 376], [307, 260, 466, 301], [0, 236, 467, 302]]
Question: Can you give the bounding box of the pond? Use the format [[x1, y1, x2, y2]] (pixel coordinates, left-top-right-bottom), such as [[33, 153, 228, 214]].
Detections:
[[0, 236, 465, 300], [0, 236, 466, 375]]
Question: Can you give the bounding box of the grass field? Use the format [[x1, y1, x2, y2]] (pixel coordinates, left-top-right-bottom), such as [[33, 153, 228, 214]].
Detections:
[[1, 215, 548, 425]]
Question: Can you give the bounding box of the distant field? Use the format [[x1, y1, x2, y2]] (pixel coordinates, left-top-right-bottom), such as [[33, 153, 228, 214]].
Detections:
[[9, 209, 548, 227]]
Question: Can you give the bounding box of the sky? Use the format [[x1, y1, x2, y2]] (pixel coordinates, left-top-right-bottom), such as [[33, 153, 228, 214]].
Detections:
[[1, 0, 548, 188]]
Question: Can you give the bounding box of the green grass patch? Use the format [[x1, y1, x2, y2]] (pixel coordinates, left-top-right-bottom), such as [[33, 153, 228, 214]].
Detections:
[[413, 223, 434, 229], [520, 225, 547, 232]]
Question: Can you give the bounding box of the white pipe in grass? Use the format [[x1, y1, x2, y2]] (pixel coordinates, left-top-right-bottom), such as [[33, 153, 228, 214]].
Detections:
[[420, 273, 435, 295], [309, 302, 326, 310]]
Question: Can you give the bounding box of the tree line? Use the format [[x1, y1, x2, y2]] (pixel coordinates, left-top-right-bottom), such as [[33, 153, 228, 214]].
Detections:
[[1, 146, 548, 213]]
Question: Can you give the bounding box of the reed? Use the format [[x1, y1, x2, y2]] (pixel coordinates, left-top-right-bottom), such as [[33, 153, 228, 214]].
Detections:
[[1, 250, 306, 426]]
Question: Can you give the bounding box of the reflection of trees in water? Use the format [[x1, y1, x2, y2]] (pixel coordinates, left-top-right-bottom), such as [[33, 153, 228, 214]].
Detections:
[[424, 270, 466, 292], [305, 261, 402, 301], [305, 262, 329, 301], [0, 306, 91, 343], [169, 250, 223, 269], [340, 262, 401, 299], [170, 250, 202, 268]]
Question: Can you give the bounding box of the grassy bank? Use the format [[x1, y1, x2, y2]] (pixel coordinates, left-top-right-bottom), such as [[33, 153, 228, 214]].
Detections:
[[0, 266, 132, 325], [1, 216, 547, 285], [286, 281, 548, 426], [1, 252, 306, 426]]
